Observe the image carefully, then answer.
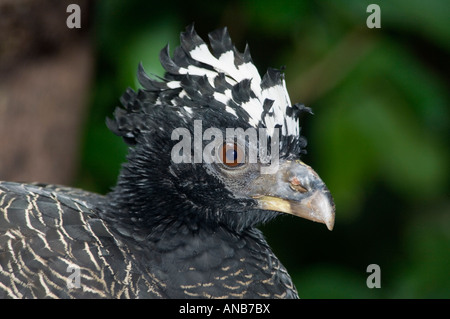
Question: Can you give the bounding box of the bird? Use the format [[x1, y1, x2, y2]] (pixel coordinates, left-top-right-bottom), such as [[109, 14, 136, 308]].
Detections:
[[0, 25, 335, 299]]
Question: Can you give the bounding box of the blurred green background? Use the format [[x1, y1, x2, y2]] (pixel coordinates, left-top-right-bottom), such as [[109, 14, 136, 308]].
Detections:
[[75, 0, 449, 298]]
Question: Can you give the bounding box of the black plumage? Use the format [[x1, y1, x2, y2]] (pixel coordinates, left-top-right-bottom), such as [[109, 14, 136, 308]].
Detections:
[[0, 25, 335, 299]]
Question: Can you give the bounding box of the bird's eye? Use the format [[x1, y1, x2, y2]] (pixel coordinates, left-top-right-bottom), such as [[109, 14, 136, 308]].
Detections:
[[219, 143, 245, 167]]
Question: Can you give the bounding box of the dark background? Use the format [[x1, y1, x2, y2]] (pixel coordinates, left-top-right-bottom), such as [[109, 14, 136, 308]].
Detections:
[[0, 0, 448, 298]]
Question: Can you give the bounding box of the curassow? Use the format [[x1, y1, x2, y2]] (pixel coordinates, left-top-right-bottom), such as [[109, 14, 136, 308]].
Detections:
[[0, 25, 335, 298]]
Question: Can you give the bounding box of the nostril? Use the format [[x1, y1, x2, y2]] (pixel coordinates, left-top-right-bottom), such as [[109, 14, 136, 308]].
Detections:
[[289, 176, 307, 193]]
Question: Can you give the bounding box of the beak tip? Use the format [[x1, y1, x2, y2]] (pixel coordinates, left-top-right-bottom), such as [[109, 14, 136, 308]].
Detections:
[[310, 190, 335, 231], [325, 215, 335, 231]]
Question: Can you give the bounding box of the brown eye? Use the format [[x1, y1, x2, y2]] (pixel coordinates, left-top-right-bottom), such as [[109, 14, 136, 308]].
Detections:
[[219, 143, 245, 167]]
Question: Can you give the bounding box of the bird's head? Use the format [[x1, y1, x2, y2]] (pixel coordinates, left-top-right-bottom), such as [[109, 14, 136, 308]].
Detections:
[[107, 25, 335, 234]]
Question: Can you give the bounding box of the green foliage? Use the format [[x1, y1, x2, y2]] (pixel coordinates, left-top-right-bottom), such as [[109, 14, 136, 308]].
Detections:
[[78, 0, 450, 298]]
